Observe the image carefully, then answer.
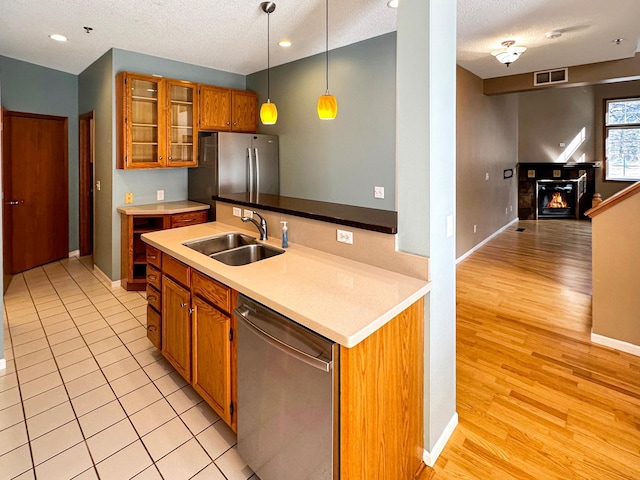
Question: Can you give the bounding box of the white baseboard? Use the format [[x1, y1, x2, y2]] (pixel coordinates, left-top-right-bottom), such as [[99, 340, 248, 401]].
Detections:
[[591, 333, 640, 357], [423, 412, 458, 467], [68, 250, 80, 258], [456, 218, 519, 264], [0, 359, 6, 371], [93, 264, 121, 289]]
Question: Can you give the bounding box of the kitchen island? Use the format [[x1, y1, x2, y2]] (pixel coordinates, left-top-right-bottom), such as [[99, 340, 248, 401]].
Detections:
[[142, 221, 431, 479]]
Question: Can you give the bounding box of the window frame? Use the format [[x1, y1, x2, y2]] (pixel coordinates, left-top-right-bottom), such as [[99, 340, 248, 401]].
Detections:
[[603, 96, 640, 183]]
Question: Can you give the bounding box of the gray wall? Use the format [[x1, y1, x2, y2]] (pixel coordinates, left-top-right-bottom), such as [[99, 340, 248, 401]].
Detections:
[[397, 1, 457, 455], [0, 55, 79, 252], [246, 33, 396, 211], [78, 50, 114, 278], [457, 66, 518, 258]]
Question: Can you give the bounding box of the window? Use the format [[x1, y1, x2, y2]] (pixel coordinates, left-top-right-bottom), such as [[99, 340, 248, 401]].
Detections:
[[605, 98, 640, 181]]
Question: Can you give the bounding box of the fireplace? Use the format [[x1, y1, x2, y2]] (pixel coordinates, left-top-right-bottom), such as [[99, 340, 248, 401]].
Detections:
[[517, 163, 598, 220], [535, 174, 586, 219]]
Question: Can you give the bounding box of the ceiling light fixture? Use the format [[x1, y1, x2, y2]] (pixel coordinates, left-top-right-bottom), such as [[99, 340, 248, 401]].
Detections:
[[387, 0, 399, 8], [259, 2, 278, 125], [317, 0, 337, 120], [491, 40, 527, 67], [278, 39, 291, 47], [49, 34, 68, 42], [612, 38, 625, 45], [545, 31, 562, 39]]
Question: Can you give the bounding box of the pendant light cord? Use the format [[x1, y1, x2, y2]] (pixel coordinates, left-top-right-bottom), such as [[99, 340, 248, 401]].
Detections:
[[267, 10, 271, 101], [325, 0, 329, 94]]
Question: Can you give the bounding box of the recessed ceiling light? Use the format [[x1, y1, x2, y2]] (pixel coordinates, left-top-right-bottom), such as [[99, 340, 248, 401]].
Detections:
[[387, 0, 398, 8], [49, 34, 68, 42], [278, 40, 292, 47]]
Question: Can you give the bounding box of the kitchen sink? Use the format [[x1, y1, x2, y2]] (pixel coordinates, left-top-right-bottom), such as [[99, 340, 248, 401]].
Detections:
[[183, 232, 258, 256], [211, 244, 284, 266]]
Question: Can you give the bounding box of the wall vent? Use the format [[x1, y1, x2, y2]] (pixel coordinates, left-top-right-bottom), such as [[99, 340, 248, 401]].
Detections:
[[533, 68, 568, 86]]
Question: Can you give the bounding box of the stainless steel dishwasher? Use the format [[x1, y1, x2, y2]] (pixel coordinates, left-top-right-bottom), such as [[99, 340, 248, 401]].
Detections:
[[234, 295, 337, 480]]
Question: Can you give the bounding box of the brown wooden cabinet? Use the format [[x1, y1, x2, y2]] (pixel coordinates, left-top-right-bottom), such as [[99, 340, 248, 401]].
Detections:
[[162, 265, 192, 382], [120, 210, 207, 291], [199, 85, 257, 133], [117, 72, 198, 169]]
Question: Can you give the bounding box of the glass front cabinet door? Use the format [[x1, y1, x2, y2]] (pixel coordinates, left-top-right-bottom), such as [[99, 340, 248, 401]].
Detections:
[[166, 80, 198, 167]]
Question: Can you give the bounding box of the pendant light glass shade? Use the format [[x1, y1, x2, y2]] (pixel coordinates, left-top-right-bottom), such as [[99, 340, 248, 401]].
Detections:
[[317, 0, 337, 120], [260, 100, 278, 124], [260, 2, 277, 125], [317, 93, 337, 120]]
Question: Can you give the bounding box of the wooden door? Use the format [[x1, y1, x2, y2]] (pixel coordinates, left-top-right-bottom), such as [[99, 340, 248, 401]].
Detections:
[[192, 296, 232, 425], [199, 85, 231, 131], [2, 111, 69, 274], [79, 111, 94, 257], [161, 275, 192, 381], [231, 90, 257, 132]]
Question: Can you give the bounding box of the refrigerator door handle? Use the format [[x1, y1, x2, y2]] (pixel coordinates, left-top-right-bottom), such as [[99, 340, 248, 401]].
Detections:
[[254, 148, 260, 194], [247, 147, 254, 195]]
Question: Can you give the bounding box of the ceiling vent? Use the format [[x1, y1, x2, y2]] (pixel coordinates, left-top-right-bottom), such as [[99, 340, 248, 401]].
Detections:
[[533, 68, 568, 86]]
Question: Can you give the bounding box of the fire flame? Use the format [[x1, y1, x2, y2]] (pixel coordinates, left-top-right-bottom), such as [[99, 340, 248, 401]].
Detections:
[[547, 192, 568, 208]]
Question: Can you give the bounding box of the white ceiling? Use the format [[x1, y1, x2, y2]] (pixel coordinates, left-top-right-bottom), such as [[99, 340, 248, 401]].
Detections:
[[0, 0, 638, 79]]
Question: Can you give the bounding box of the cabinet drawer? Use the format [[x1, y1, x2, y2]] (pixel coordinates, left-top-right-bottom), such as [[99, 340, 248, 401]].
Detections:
[[146, 305, 161, 350], [146, 245, 162, 269], [163, 255, 190, 287], [146, 265, 162, 290], [146, 285, 162, 312], [171, 211, 208, 228], [192, 270, 231, 314]]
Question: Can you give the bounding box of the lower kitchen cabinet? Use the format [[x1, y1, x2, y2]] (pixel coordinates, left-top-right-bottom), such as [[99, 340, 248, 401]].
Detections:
[[191, 296, 233, 426], [162, 275, 192, 381]]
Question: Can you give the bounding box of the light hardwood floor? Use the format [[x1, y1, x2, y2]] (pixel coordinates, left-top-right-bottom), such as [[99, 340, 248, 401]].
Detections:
[[419, 219, 640, 480]]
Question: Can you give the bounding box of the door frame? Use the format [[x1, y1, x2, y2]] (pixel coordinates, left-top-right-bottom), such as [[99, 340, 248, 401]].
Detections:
[[79, 111, 95, 258]]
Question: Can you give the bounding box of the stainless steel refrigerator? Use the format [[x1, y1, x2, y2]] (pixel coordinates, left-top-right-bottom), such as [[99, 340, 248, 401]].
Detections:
[[188, 132, 279, 220]]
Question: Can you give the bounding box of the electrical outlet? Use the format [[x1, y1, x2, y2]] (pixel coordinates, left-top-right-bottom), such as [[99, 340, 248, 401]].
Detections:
[[233, 207, 242, 217], [243, 209, 253, 219], [505, 207, 508, 215], [337, 229, 354, 244], [473, 224, 477, 233], [510, 205, 513, 212], [96, 180, 101, 191], [485, 172, 489, 181], [374, 186, 385, 199], [125, 192, 133, 204], [157, 190, 164, 201]]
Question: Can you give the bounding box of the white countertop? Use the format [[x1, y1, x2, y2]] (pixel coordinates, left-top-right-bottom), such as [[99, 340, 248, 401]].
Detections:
[[142, 222, 431, 347], [117, 200, 209, 215]]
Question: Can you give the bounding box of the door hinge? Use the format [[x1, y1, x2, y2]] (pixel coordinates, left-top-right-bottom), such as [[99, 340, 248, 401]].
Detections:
[[229, 328, 233, 342], [230, 402, 234, 416]]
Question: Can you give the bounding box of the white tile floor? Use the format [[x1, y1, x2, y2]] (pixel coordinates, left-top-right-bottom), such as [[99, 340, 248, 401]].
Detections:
[[1, 257, 257, 480]]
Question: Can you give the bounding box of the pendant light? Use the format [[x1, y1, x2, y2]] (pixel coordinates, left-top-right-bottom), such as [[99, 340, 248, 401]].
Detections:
[[260, 2, 278, 125], [317, 0, 337, 120]]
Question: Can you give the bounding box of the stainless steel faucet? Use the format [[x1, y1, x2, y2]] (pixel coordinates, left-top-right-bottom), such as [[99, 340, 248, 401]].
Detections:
[[241, 211, 268, 240]]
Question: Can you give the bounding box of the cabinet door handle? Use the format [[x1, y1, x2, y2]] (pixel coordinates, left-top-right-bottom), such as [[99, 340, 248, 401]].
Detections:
[[226, 121, 230, 125], [159, 156, 163, 160], [168, 156, 172, 160], [189, 308, 194, 314], [147, 295, 157, 301], [148, 275, 157, 281], [180, 302, 188, 308], [147, 254, 157, 260], [179, 218, 195, 223], [147, 325, 157, 332]]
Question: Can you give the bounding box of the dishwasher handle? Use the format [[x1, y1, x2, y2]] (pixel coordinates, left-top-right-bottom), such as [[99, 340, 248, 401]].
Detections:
[[234, 308, 332, 373]]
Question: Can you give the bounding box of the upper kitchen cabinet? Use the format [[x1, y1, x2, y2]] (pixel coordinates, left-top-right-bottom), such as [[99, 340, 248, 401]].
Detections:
[[199, 85, 257, 133], [116, 72, 199, 169]]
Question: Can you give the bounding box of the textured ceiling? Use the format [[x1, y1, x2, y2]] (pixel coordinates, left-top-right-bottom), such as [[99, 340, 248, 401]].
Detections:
[[0, 0, 639, 79]]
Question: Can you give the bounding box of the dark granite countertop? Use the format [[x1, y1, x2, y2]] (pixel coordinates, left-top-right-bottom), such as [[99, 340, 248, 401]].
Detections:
[[213, 193, 397, 234]]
